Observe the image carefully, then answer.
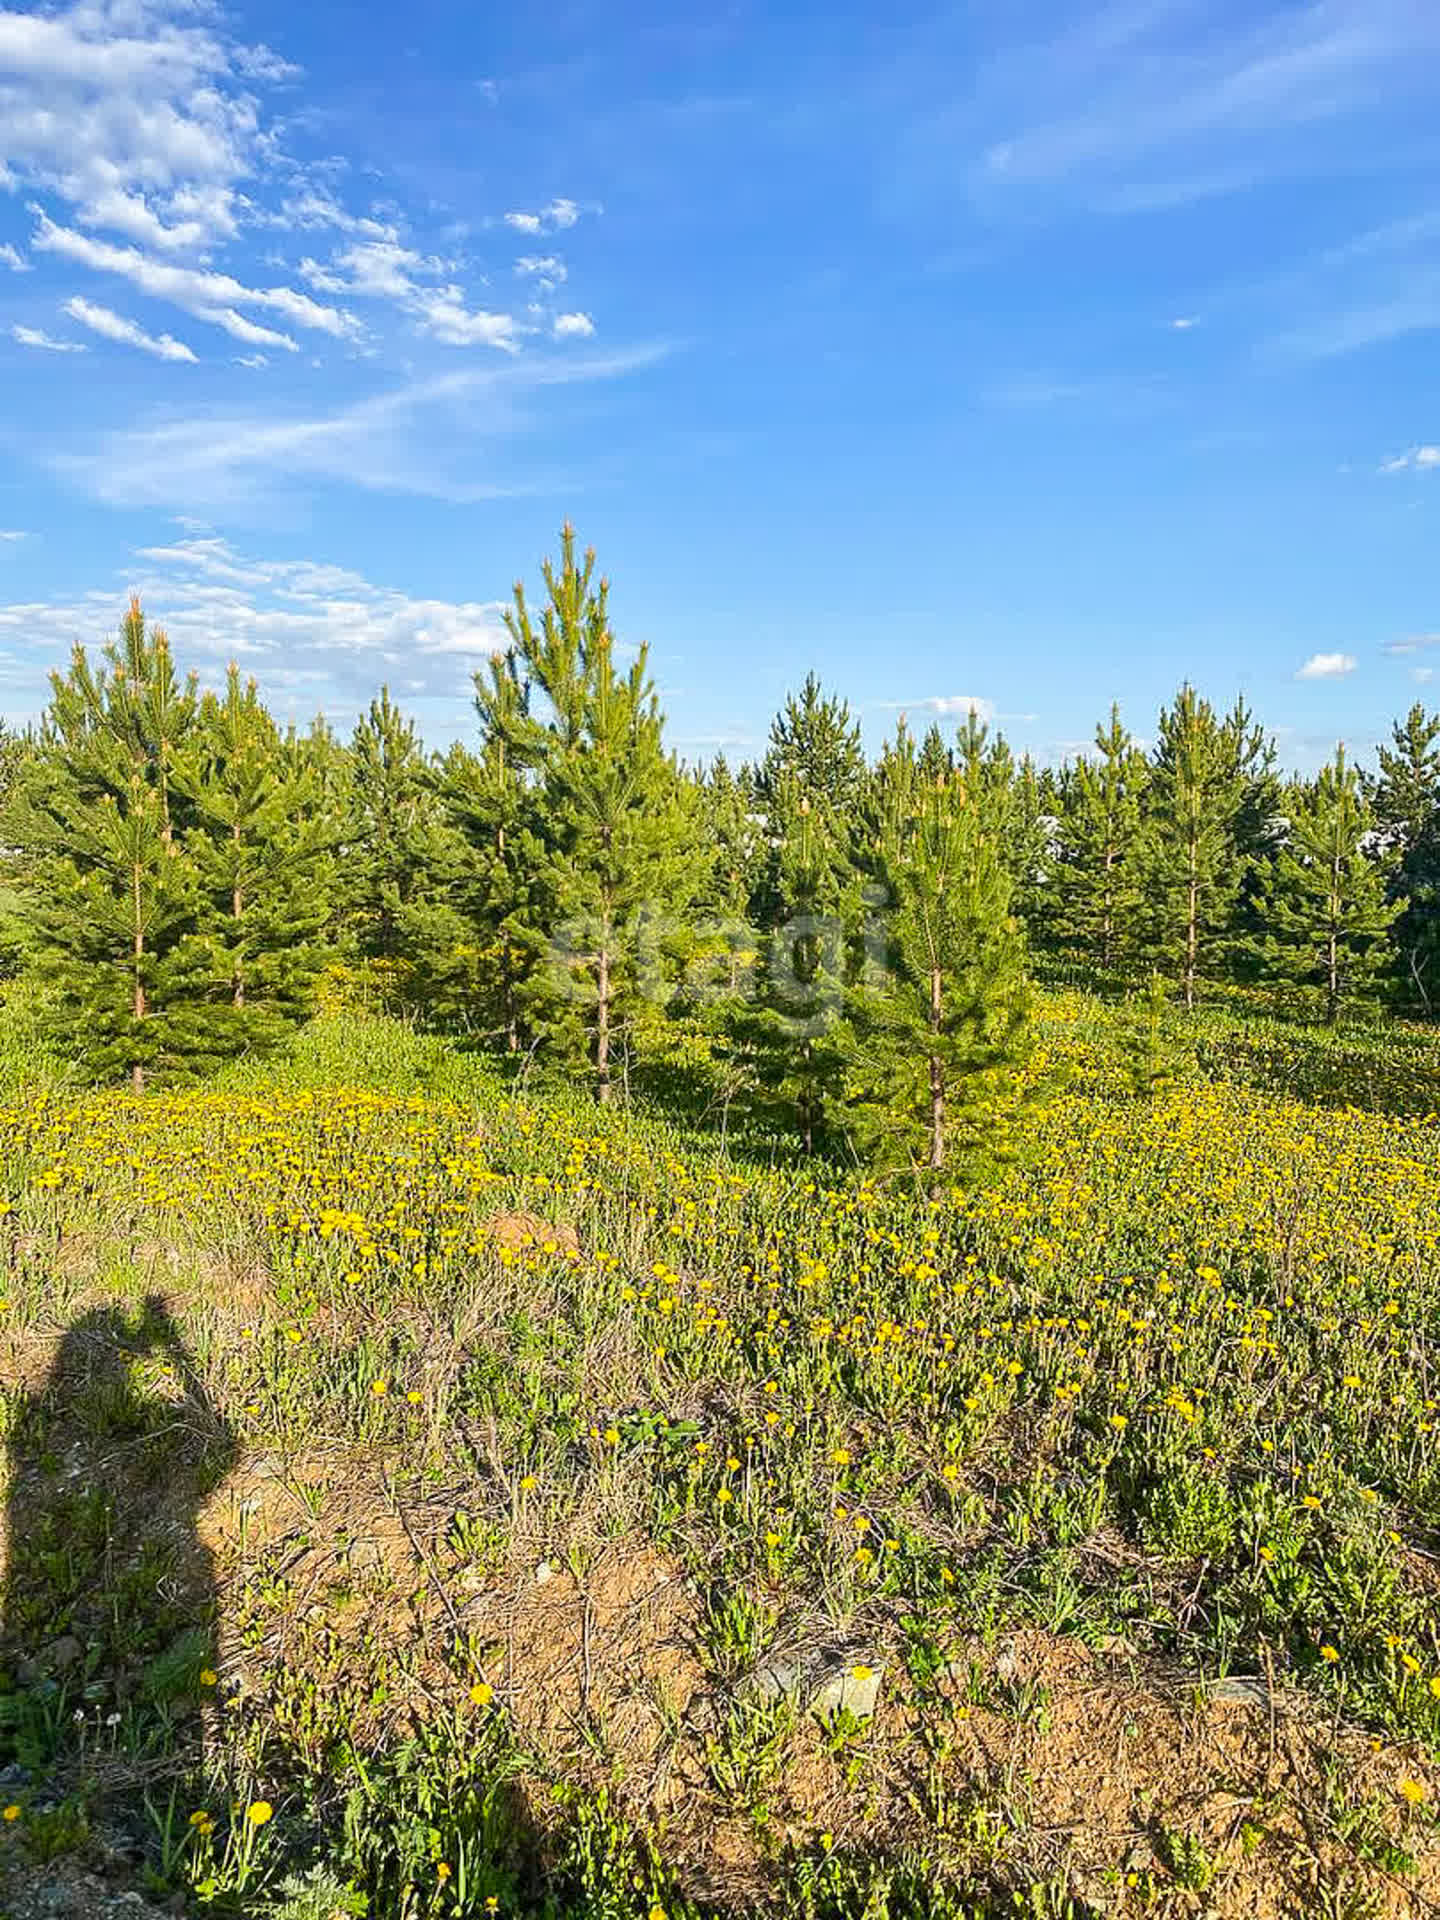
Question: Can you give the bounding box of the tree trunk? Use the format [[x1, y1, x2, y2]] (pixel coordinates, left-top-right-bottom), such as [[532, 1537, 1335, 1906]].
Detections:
[[232, 819, 245, 1009], [1326, 928, 1339, 1025], [1184, 842, 1199, 1012], [131, 861, 146, 1095], [1100, 841, 1117, 970], [928, 964, 945, 1178], [595, 939, 611, 1104], [1327, 861, 1341, 1025]]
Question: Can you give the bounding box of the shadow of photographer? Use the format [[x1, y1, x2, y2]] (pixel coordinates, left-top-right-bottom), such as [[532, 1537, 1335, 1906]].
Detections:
[[0, 1293, 239, 1796]]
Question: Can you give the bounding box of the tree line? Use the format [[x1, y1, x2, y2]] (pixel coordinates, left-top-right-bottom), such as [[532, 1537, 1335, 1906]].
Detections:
[[0, 527, 1436, 1179]]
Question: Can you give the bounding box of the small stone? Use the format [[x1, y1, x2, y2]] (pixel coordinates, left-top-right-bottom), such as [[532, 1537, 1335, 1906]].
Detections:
[[1207, 1675, 1268, 1706], [740, 1653, 809, 1705], [811, 1661, 884, 1721], [534, 1560, 556, 1587]]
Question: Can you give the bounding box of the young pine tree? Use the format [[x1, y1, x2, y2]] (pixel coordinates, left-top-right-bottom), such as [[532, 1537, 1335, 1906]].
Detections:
[[344, 688, 475, 1011], [730, 777, 854, 1153], [845, 769, 1031, 1191], [3, 601, 217, 1088], [952, 710, 1051, 931], [447, 651, 550, 1052], [1052, 705, 1148, 973], [504, 526, 703, 1101], [1136, 687, 1253, 1009], [1367, 704, 1440, 1015], [1256, 744, 1400, 1023], [174, 665, 334, 1052], [753, 674, 865, 926]]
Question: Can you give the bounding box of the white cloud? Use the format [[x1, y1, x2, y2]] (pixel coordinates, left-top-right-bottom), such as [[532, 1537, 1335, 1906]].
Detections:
[[0, 529, 27, 542], [0, 0, 276, 251], [232, 43, 302, 86], [31, 211, 358, 341], [0, 242, 28, 271], [515, 254, 565, 281], [63, 294, 197, 361], [195, 305, 297, 351], [504, 197, 585, 235], [1415, 666, 1436, 684], [1170, 315, 1196, 330], [1379, 445, 1440, 473], [235, 352, 268, 369], [1296, 651, 1357, 680], [0, 533, 513, 719], [4, 8, 598, 366], [11, 322, 86, 352], [553, 310, 595, 339], [880, 693, 997, 722], [415, 287, 517, 350], [923, 693, 995, 720]]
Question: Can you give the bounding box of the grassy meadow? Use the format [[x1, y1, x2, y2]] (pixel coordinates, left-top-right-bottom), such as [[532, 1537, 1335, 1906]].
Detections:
[[1, 993, 1439, 1918]]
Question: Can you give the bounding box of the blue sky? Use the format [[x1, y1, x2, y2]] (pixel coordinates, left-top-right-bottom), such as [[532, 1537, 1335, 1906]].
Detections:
[[1, 0, 1438, 768]]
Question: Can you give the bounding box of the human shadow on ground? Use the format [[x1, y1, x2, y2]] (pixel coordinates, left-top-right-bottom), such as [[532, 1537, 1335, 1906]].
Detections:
[[0, 1295, 239, 1795]]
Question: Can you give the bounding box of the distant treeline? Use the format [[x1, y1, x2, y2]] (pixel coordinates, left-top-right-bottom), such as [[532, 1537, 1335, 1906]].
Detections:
[[0, 526, 1435, 1176]]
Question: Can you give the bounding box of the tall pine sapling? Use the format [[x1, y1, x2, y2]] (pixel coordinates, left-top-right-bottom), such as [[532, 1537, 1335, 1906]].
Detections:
[[2, 601, 216, 1088], [1053, 706, 1147, 973], [845, 769, 1031, 1191], [1367, 704, 1440, 1015], [502, 526, 703, 1101], [1137, 686, 1253, 1009], [1256, 744, 1400, 1023], [175, 665, 334, 1051]]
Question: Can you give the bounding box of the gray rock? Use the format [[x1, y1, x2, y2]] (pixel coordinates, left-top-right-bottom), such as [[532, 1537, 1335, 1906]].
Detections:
[[739, 1652, 809, 1705], [45, 1635, 83, 1673], [1206, 1675, 1268, 1706], [811, 1661, 884, 1721]]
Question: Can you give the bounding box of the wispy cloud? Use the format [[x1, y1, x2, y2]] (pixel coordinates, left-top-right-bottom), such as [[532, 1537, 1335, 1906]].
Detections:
[[48, 344, 669, 508], [965, 0, 1440, 215], [553, 311, 595, 339], [63, 295, 197, 362], [0, 243, 28, 272], [1296, 651, 1357, 680], [0, 530, 28, 543], [10, 323, 86, 352]]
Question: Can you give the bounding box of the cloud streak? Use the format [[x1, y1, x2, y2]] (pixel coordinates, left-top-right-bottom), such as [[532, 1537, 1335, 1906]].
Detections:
[[63, 294, 197, 362], [48, 344, 670, 508], [31, 211, 356, 344], [959, 0, 1440, 215], [11, 322, 86, 352]]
